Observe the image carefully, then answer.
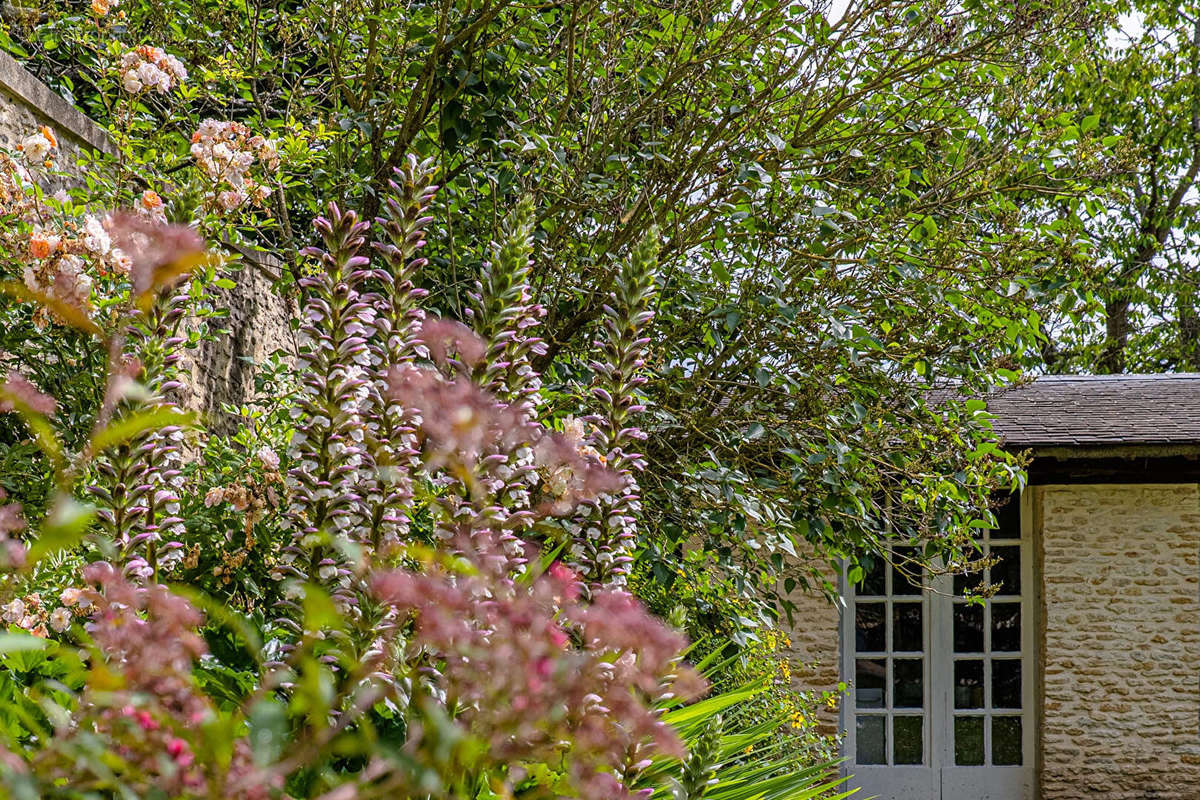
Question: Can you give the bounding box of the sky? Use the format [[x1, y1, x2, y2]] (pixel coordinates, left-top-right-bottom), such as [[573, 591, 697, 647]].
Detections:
[[827, 0, 852, 23]]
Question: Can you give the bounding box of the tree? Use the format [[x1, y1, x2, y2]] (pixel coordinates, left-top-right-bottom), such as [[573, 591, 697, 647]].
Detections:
[[1038, 0, 1200, 373], [3, 0, 1113, 634]]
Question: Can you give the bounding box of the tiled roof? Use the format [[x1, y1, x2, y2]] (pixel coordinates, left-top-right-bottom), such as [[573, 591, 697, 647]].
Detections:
[[988, 374, 1200, 448]]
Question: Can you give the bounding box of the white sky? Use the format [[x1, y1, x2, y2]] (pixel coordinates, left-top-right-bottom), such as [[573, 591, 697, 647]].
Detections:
[[827, 0, 851, 24]]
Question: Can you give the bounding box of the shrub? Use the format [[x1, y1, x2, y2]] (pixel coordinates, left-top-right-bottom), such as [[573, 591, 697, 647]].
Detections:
[[0, 146, 719, 798]]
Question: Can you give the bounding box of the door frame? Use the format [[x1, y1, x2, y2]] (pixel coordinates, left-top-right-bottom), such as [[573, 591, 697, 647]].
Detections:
[[838, 490, 1039, 799]]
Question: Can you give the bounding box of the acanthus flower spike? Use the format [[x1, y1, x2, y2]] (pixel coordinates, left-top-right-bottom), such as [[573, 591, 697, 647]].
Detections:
[[568, 228, 661, 588]]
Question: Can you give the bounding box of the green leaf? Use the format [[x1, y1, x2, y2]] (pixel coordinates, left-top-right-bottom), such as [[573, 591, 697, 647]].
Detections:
[[247, 698, 289, 765], [89, 407, 195, 456], [0, 633, 47, 655], [28, 496, 95, 566]]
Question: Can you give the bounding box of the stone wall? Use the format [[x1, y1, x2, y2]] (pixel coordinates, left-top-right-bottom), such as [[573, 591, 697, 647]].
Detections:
[[781, 553, 845, 734], [177, 248, 297, 433], [0, 49, 114, 162], [2, 50, 293, 423], [1037, 483, 1200, 800]]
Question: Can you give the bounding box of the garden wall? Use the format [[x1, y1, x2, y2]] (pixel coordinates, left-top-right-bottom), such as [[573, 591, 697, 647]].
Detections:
[[1, 51, 294, 425], [179, 248, 296, 433], [1036, 483, 1200, 800], [0, 50, 114, 161]]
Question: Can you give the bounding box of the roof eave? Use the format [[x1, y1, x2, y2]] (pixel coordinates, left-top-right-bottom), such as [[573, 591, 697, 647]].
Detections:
[[1002, 442, 1200, 460]]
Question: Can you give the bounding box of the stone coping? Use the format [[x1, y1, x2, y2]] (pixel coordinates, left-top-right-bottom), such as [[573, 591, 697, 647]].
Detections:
[[0, 49, 115, 155]]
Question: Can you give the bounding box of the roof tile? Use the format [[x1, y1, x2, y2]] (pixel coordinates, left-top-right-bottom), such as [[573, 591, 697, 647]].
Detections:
[[987, 374, 1200, 447]]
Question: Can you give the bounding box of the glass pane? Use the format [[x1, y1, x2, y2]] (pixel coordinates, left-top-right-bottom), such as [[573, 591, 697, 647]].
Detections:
[[860, 557, 886, 595], [953, 603, 984, 652], [856, 716, 886, 765], [993, 659, 1022, 709], [855, 603, 886, 652], [894, 716, 923, 765], [953, 544, 984, 595], [993, 716, 1023, 765], [891, 547, 921, 595], [855, 659, 887, 708], [954, 659, 984, 709], [893, 602, 923, 652], [954, 716, 985, 766], [954, 569, 982, 596], [992, 602, 1021, 652], [893, 658, 923, 708], [992, 493, 1020, 537], [990, 545, 1021, 594]]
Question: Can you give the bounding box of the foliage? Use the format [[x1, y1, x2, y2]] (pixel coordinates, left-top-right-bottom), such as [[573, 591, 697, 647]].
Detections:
[[636, 649, 851, 800], [1, 0, 1125, 637], [1034, 0, 1200, 373], [0, 87, 855, 794], [5, 0, 1192, 793]]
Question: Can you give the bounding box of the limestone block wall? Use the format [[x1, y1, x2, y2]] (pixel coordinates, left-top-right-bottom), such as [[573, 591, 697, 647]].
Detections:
[[0, 49, 114, 164], [1037, 483, 1200, 800], [782, 553, 845, 734], [177, 249, 296, 433]]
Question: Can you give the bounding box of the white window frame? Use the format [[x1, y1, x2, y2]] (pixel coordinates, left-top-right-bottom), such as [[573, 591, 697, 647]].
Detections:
[[839, 491, 1036, 799]]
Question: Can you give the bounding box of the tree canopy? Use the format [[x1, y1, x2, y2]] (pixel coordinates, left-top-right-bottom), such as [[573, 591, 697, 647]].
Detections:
[[3, 0, 1185, 639]]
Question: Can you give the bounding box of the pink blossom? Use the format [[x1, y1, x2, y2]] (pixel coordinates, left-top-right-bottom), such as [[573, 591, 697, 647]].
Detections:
[[102, 213, 205, 298], [0, 372, 56, 416], [417, 317, 487, 366], [48, 607, 71, 633]]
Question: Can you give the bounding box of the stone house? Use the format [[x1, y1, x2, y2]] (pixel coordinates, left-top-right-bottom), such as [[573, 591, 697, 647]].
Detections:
[[789, 374, 1200, 800]]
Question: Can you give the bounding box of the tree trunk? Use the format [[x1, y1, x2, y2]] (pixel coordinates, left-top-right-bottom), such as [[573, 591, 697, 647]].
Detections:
[[1179, 286, 1200, 371], [1099, 295, 1130, 374]]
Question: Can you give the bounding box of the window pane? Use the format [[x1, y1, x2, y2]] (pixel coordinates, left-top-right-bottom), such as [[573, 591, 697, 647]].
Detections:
[[855, 659, 887, 708], [860, 557, 886, 595], [893, 602, 923, 652], [993, 659, 1022, 709], [954, 716, 985, 766], [892, 563, 916, 594], [893, 658, 923, 708], [894, 716, 923, 765], [954, 659, 984, 709], [992, 602, 1021, 652], [856, 603, 886, 652], [856, 716, 886, 765], [990, 545, 1021, 595], [892, 544, 916, 594], [992, 494, 1020, 537], [953, 603, 984, 653], [993, 716, 1023, 765], [953, 544, 984, 595], [954, 569, 982, 596]]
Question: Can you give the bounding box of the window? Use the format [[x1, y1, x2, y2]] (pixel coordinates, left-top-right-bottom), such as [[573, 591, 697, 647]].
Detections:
[[841, 493, 1034, 800]]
